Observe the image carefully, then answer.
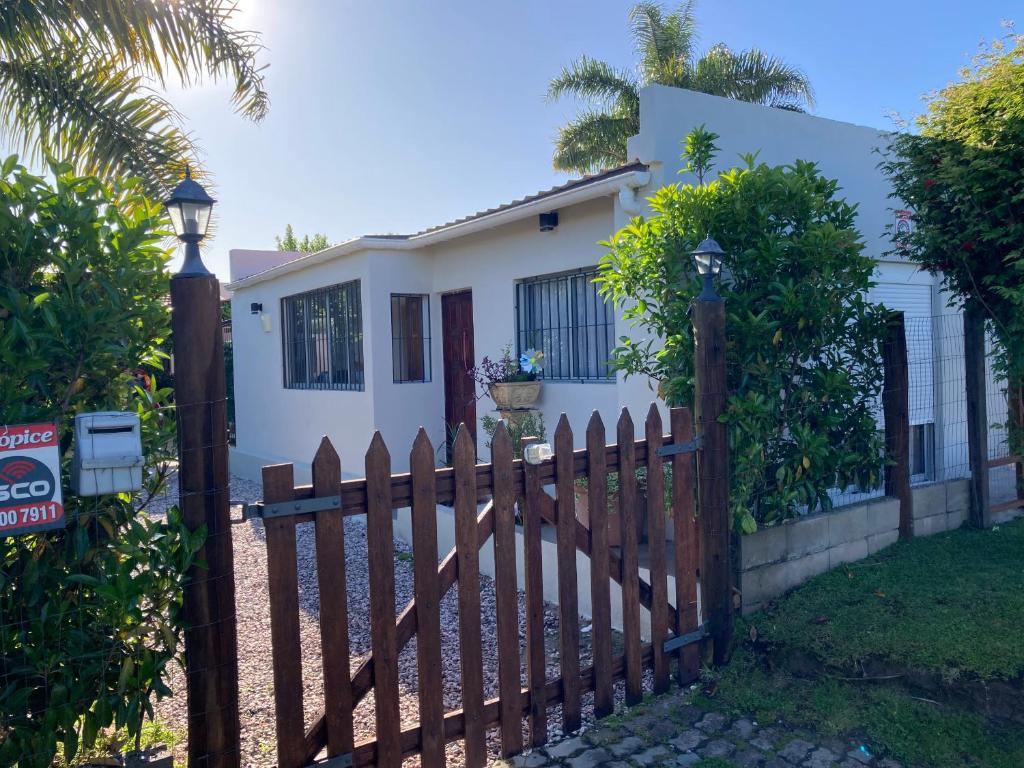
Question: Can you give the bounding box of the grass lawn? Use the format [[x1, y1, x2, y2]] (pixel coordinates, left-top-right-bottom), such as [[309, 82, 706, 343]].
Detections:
[[697, 518, 1024, 768]]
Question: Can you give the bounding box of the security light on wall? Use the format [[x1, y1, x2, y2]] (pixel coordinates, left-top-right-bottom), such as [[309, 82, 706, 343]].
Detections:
[[538, 211, 558, 232]]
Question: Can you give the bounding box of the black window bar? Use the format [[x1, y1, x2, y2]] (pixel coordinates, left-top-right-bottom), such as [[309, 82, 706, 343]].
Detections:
[[281, 280, 364, 391], [515, 267, 615, 382], [391, 294, 431, 383]]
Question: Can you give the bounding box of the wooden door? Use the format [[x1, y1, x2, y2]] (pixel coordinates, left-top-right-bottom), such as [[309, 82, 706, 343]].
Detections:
[[442, 291, 476, 458]]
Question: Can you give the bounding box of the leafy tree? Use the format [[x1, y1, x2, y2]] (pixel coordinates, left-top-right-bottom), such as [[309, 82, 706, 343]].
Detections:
[[598, 128, 886, 531], [0, 1, 268, 197], [881, 31, 1024, 454], [276, 224, 330, 253], [548, 1, 814, 173], [0, 158, 202, 767]]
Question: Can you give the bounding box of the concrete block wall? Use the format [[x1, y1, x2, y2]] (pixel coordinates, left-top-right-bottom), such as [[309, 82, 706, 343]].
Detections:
[[911, 478, 969, 536], [740, 478, 970, 614]]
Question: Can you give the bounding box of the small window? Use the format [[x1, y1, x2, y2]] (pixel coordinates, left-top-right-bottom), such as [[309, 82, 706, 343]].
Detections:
[[282, 280, 364, 391], [910, 422, 935, 482], [515, 267, 615, 381], [391, 294, 431, 383]]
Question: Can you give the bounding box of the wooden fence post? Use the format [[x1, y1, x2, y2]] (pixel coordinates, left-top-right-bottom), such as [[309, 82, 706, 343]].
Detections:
[[692, 293, 732, 665], [964, 298, 991, 527], [171, 270, 241, 768], [882, 311, 914, 538]]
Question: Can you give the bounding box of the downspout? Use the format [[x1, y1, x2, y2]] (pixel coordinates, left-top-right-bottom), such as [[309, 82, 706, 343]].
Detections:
[[618, 171, 651, 215]]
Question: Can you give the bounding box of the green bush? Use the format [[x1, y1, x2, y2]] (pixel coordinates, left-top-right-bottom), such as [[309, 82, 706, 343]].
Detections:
[[881, 32, 1024, 453], [598, 128, 887, 530], [0, 158, 202, 767]]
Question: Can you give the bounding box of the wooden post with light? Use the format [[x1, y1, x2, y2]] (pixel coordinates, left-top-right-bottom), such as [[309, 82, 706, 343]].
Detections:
[[689, 237, 733, 665], [165, 166, 241, 768]]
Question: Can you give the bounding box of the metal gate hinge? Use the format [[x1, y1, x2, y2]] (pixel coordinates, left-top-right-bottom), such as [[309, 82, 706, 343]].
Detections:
[[243, 495, 341, 520], [662, 623, 708, 653], [656, 434, 703, 457]]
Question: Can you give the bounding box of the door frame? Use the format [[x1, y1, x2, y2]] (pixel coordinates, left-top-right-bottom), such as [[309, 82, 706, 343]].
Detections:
[[441, 289, 476, 460]]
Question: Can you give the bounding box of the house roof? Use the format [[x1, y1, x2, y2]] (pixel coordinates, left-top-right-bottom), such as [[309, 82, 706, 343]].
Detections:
[[227, 162, 650, 290]]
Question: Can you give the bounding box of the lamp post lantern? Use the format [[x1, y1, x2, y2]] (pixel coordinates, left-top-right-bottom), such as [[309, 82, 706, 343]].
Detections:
[[165, 166, 241, 767], [691, 236, 725, 301], [164, 165, 216, 276], [689, 234, 732, 665]]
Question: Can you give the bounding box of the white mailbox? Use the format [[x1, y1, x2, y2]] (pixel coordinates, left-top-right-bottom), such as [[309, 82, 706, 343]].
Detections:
[[72, 412, 144, 496]]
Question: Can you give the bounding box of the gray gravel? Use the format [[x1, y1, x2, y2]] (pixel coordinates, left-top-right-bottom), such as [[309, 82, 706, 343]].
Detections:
[[147, 473, 627, 767]]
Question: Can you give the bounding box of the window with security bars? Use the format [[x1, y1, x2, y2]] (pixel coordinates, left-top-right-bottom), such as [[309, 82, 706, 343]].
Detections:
[[515, 267, 615, 381], [281, 280, 364, 390], [391, 294, 431, 383]]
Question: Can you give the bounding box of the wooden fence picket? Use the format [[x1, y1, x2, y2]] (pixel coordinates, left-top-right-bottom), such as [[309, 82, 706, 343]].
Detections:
[[553, 415, 582, 733], [490, 424, 523, 757], [311, 438, 354, 757], [521, 435, 547, 748], [453, 426, 486, 767], [586, 411, 614, 717], [261, 463, 306, 768], [617, 409, 643, 706], [671, 407, 700, 684], [366, 434, 402, 766], [410, 430, 446, 768], [645, 405, 670, 694]]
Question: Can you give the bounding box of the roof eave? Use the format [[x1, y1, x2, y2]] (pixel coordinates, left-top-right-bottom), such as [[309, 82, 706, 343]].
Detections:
[[226, 167, 649, 291]]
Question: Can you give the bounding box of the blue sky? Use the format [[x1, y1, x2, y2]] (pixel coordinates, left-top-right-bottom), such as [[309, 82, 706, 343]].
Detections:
[[156, 2, 1012, 276]]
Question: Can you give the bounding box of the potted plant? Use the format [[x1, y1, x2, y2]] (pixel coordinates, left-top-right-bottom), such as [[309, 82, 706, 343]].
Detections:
[[472, 343, 544, 410]]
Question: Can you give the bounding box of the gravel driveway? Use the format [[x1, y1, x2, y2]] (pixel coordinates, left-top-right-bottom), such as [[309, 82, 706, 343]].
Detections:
[[148, 474, 629, 767]]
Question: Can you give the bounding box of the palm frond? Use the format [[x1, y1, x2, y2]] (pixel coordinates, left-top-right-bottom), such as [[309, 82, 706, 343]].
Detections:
[[552, 109, 639, 174], [0, 0, 269, 121], [631, 0, 697, 83], [547, 55, 639, 111], [0, 50, 193, 197], [692, 44, 814, 109]]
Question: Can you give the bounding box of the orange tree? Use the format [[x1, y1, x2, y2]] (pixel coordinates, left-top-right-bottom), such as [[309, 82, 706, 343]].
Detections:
[[0, 159, 201, 766], [881, 32, 1024, 455], [598, 128, 887, 531]]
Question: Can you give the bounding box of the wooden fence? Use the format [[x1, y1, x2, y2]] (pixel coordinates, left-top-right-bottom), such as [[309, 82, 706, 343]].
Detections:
[[254, 405, 706, 768]]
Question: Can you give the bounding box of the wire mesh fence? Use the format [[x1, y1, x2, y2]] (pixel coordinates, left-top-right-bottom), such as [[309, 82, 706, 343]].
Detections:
[[731, 311, 1016, 516]]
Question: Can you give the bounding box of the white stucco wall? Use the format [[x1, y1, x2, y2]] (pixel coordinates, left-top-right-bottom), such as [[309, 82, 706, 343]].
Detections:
[[627, 85, 895, 262], [424, 196, 624, 461], [230, 251, 379, 482]]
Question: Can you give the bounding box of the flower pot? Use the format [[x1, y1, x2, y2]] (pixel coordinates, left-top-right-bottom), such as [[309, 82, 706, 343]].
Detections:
[[488, 381, 541, 410]]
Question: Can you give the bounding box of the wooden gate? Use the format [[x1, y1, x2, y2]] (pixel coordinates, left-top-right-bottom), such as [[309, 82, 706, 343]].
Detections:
[[251, 405, 705, 768]]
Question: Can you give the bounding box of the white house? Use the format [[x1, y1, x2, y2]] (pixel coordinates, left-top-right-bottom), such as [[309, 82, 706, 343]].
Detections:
[[227, 85, 1007, 497]]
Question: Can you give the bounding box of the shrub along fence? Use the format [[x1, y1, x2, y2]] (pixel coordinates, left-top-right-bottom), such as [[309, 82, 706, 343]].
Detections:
[[739, 309, 1024, 613], [245, 405, 714, 768]]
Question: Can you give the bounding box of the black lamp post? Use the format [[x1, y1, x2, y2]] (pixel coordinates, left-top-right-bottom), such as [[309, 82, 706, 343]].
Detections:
[[691, 236, 725, 301], [164, 165, 216, 276]]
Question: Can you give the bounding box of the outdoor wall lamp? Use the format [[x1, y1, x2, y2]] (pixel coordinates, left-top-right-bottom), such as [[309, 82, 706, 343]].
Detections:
[[164, 165, 216, 276], [691, 236, 725, 301]]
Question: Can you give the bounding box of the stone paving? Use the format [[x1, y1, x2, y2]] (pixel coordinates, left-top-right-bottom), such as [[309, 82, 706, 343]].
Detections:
[[495, 691, 903, 768]]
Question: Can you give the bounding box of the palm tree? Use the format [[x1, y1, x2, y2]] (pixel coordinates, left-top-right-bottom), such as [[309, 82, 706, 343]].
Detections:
[[548, 1, 814, 173], [0, 1, 269, 197]]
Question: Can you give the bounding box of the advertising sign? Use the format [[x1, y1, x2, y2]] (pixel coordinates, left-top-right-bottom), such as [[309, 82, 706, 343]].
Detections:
[[0, 422, 65, 537]]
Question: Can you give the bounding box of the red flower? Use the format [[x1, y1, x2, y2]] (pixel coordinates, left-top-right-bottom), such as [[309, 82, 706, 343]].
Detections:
[[924, 179, 937, 188], [961, 241, 975, 252]]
